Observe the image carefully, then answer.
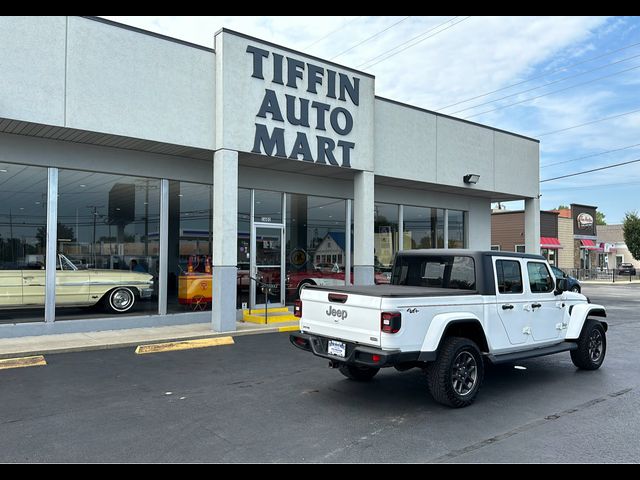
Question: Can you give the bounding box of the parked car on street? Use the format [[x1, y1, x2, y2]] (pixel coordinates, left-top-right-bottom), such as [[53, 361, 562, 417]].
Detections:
[[617, 263, 637, 276], [551, 266, 581, 293]]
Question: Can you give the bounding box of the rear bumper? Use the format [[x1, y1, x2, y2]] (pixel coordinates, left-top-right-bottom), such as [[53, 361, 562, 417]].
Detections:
[[289, 332, 434, 367]]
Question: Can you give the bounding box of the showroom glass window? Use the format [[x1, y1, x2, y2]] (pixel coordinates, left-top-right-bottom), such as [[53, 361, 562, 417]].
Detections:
[[56, 171, 160, 319], [285, 194, 346, 303], [374, 203, 398, 277], [254, 190, 282, 224], [403, 206, 444, 250], [448, 210, 466, 248], [0, 163, 47, 324], [166, 181, 213, 314]]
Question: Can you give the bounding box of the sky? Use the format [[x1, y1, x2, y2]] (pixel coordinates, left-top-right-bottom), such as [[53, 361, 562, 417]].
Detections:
[[103, 16, 640, 224]]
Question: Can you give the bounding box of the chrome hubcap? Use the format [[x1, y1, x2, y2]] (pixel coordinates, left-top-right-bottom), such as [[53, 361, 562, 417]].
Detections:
[[113, 290, 132, 310], [452, 351, 478, 396], [588, 329, 603, 362]]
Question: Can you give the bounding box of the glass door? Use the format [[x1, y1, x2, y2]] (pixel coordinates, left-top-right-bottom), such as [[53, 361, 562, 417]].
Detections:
[[251, 224, 285, 308]]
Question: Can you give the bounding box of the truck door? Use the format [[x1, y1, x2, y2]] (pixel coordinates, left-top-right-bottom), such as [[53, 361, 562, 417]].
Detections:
[[494, 258, 531, 345], [525, 261, 564, 342]]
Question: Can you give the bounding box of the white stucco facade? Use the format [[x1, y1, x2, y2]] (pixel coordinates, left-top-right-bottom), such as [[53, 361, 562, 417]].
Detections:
[[0, 17, 540, 337]]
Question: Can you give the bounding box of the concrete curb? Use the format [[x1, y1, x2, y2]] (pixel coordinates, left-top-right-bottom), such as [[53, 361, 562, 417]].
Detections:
[[0, 323, 296, 359]]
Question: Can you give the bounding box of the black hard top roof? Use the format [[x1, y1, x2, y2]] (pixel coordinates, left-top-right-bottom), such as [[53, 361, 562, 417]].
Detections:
[[396, 249, 545, 261]]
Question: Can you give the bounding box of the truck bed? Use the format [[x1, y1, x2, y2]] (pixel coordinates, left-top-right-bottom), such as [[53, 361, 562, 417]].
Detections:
[[304, 284, 479, 297]]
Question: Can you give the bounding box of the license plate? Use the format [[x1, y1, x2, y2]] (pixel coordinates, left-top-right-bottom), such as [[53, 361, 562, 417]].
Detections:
[[327, 340, 346, 358]]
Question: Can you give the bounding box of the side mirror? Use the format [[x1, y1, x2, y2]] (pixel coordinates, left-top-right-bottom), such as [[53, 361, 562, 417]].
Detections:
[[555, 278, 568, 295]]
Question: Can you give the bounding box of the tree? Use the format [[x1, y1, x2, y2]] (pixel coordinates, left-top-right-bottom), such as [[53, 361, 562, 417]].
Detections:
[[596, 211, 607, 225], [36, 223, 76, 248], [556, 204, 570, 210], [623, 211, 640, 261]]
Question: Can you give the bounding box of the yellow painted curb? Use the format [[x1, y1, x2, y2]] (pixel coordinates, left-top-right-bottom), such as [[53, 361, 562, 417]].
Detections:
[[135, 336, 234, 355], [0, 355, 47, 370], [278, 325, 300, 333]]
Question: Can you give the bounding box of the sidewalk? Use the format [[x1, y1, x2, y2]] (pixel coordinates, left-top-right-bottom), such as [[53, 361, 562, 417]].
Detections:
[[0, 320, 299, 359], [581, 279, 640, 285]]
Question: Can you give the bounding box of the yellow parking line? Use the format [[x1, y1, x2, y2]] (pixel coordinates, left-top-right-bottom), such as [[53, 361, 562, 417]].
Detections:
[[278, 325, 300, 333], [135, 336, 234, 355], [0, 355, 47, 370]]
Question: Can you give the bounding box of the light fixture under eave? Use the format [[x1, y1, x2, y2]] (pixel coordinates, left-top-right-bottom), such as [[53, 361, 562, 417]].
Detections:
[[463, 174, 480, 184]]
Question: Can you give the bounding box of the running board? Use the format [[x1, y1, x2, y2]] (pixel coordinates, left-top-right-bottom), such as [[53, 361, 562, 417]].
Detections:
[[488, 342, 578, 364]]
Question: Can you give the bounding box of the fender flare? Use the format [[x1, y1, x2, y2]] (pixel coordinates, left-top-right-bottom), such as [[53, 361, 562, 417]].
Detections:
[[420, 312, 484, 353], [565, 303, 607, 340]]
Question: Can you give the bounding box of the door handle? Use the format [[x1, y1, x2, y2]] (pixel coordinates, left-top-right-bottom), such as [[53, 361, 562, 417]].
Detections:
[[531, 303, 542, 309], [501, 304, 514, 310]]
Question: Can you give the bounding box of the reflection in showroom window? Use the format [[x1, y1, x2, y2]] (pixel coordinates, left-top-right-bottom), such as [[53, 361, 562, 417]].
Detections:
[[55, 171, 160, 320], [0, 163, 47, 324], [167, 181, 213, 314]]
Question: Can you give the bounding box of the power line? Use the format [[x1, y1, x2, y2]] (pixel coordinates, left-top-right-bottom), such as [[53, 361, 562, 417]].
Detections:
[[449, 52, 640, 116], [542, 178, 640, 191], [330, 16, 412, 60], [304, 16, 364, 50], [464, 63, 640, 120], [434, 39, 640, 112], [541, 142, 640, 168], [535, 106, 640, 137], [356, 16, 469, 70], [540, 157, 640, 183], [360, 17, 470, 70]]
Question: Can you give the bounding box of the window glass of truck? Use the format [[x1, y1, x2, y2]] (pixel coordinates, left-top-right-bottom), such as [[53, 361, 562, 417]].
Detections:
[[496, 260, 523, 294], [527, 262, 554, 293], [392, 256, 475, 290]]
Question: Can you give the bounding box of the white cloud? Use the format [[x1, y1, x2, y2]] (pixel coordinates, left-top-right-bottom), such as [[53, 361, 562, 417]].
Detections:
[[100, 15, 637, 223]]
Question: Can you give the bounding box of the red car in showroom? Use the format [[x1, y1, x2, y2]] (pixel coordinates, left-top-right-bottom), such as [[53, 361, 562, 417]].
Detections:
[[286, 263, 391, 299]]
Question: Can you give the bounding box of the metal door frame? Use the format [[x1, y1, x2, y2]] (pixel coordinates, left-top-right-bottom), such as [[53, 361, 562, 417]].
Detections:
[[250, 222, 285, 309]]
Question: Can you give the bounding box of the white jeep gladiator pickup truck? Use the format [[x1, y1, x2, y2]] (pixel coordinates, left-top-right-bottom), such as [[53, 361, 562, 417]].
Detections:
[[290, 250, 607, 408]]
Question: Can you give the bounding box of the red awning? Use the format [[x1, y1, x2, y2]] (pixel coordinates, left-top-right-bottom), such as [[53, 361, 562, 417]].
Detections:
[[580, 239, 604, 251], [540, 237, 562, 248]]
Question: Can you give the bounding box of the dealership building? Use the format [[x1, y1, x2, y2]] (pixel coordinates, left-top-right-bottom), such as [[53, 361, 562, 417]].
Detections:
[[0, 17, 540, 337]]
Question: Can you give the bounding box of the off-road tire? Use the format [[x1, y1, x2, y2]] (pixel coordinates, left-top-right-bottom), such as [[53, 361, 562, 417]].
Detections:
[[570, 319, 606, 370], [338, 364, 380, 381], [426, 336, 484, 408]]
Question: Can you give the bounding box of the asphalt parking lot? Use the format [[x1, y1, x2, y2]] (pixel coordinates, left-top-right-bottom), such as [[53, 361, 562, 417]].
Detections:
[[0, 283, 638, 463]]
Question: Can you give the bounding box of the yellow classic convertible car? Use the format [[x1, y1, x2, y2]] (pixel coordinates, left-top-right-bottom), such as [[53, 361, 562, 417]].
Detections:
[[0, 254, 154, 313]]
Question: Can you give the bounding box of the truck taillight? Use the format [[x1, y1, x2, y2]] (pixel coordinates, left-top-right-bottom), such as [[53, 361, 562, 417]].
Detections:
[[381, 311, 401, 334], [294, 299, 302, 318]]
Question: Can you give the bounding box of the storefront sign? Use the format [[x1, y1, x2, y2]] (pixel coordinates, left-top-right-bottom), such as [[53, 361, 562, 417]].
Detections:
[[572, 204, 598, 237], [577, 213, 594, 230], [247, 45, 357, 168]]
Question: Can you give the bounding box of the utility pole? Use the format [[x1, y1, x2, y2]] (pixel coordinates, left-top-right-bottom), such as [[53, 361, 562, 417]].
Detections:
[[87, 205, 103, 267]]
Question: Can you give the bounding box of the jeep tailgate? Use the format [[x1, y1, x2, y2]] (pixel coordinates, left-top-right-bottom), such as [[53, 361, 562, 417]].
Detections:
[[299, 287, 382, 347]]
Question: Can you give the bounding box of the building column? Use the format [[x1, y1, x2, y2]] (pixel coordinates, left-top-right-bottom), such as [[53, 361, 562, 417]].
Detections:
[[353, 171, 374, 285], [524, 197, 541, 255], [212, 149, 238, 332]]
